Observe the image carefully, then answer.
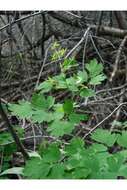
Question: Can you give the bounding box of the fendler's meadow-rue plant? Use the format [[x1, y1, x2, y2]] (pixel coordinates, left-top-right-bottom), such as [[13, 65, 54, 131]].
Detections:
[[1, 45, 127, 179]]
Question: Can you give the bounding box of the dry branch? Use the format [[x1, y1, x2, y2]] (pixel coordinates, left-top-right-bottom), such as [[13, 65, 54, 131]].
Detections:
[[83, 102, 127, 139], [110, 35, 127, 81]]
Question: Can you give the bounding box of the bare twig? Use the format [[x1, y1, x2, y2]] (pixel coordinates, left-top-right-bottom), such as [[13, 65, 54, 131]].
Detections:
[[110, 54, 127, 131], [96, 11, 104, 36], [1, 135, 60, 146], [64, 11, 82, 19], [65, 27, 91, 58], [0, 11, 47, 32], [41, 13, 46, 58], [82, 31, 89, 70], [96, 83, 127, 94], [89, 34, 104, 64], [83, 102, 127, 139], [110, 35, 127, 82], [35, 44, 51, 88]]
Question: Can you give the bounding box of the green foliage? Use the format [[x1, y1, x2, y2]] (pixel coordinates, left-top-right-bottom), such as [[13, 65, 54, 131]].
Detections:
[[23, 158, 50, 179], [1, 54, 116, 179], [91, 128, 118, 146], [51, 49, 67, 61], [0, 132, 13, 145], [51, 41, 67, 61], [89, 74, 106, 85], [2, 128, 127, 179], [0, 126, 25, 176], [41, 143, 61, 163], [31, 110, 54, 123], [53, 73, 67, 89], [31, 93, 55, 110], [53, 103, 64, 120], [22, 142, 63, 179], [86, 59, 104, 77], [66, 77, 79, 92], [36, 80, 53, 93], [80, 88, 95, 97], [117, 131, 127, 148], [48, 163, 65, 179], [64, 137, 85, 156], [86, 59, 106, 85], [0, 126, 24, 146], [77, 70, 88, 83], [63, 99, 73, 114], [62, 58, 77, 71], [36, 58, 106, 96], [88, 143, 107, 153], [47, 120, 74, 137], [69, 113, 88, 124], [17, 130, 127, 178], [51, 41, 60, 49], [9, 101, 32, 119]]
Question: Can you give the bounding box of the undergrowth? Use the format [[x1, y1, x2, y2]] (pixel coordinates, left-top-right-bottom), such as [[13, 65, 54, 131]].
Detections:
[[0, 43, 127, 179]]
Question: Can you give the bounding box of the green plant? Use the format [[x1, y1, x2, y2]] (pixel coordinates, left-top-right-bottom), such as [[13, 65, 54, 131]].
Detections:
[[0, 126, 24, 178], [8, 58, 106, 137], [4, 48, 127, 179], [2, 130, 127, 179], [51, 41, 67, 61]]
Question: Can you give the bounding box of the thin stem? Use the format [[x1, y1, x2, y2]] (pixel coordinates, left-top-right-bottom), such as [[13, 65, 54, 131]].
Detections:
[[0, 99, 29, 159]]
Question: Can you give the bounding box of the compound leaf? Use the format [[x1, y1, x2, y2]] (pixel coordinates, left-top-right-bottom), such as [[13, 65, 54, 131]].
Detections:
[[89, 74, 106, 85], [69, 113, 88, 124], [91, 129, 118, 146], [9, 101, 32, 119], [86, 59, 103, 77], [77, 70, 88, 83], [80, 88, 95, 97], [23, 158, 50, 179], [48, 163, 65, 179], [62, 58, 77, 71], [47, 120, 74, 137], [117, 131, 127, 148], [65, 137, 85, 156], [32, 110, 54, 123], [42, 144, 61, 163], [66, 77, 78, 92], [36, 80, 53, 93]]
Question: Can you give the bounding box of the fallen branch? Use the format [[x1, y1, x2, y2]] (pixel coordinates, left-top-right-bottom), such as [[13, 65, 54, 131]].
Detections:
[[48, 11, 127, 38]]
